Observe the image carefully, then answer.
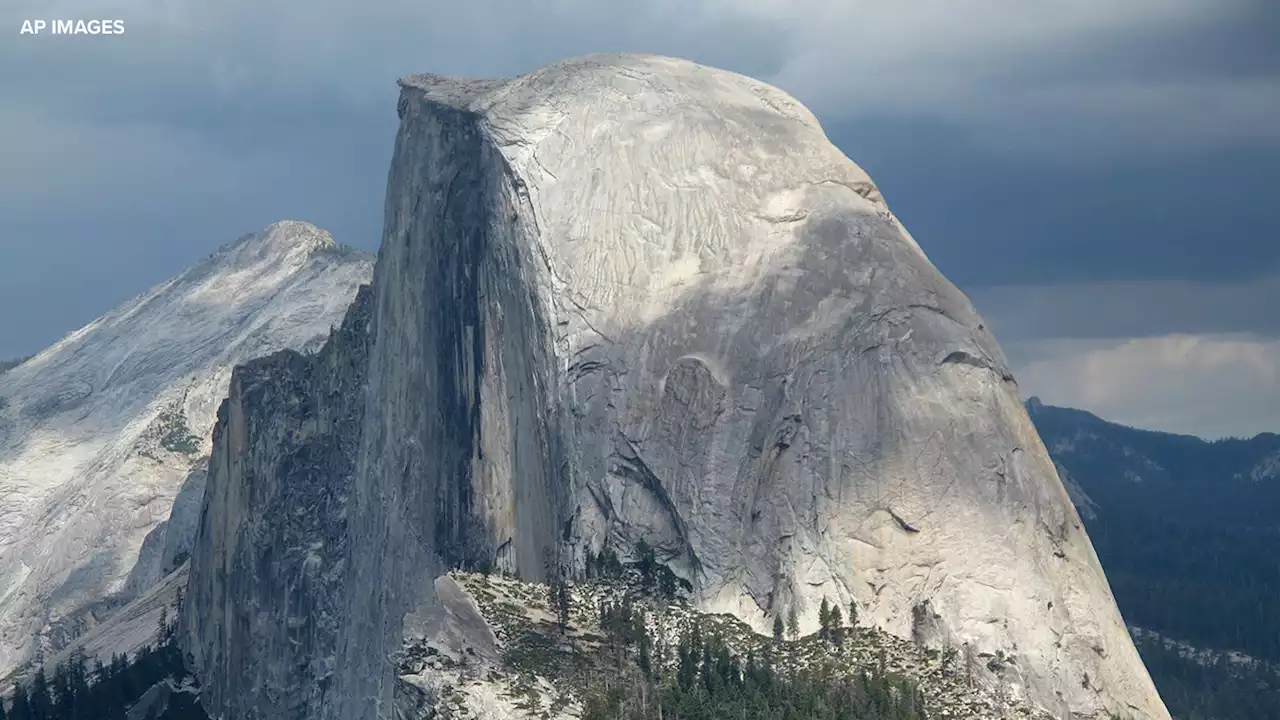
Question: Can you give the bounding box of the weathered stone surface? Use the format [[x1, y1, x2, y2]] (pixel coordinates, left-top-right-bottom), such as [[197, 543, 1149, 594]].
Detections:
[[124, 465, 207, 596], [0, 221, 371, 677], [184, 54, 1168, 719], [181, 285, 372, 720]]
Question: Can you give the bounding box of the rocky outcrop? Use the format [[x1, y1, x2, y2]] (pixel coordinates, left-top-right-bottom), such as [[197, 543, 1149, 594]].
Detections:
[[0, 221, 372, 678], [43, 565, 189, 676], [183, 55, 1168, 719], [180, 285, 372, 720], [124, 465, 207, 596], [426, 570, 1058, 720]]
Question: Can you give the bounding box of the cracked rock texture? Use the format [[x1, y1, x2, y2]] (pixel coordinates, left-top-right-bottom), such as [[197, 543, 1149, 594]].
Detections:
[[0, 221, 372, 679], [183, 54, 1168, 719], [181, 285, 373, 720]]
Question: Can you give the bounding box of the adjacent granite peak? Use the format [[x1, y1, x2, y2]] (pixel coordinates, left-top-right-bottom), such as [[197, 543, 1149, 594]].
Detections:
[[0, 221, 372, 678]]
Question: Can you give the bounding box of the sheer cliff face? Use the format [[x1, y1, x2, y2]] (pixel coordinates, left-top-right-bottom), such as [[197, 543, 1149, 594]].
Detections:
[[181, 287, 372, 720], [184, 55, 1167, 719], [0, 221, 372, 678]]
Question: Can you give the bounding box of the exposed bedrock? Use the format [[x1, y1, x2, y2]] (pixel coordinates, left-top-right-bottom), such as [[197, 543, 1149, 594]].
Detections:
[[183, 54, 1168, 720]]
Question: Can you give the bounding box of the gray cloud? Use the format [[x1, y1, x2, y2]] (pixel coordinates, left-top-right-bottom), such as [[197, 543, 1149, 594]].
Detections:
[[4, 0, 1275, 160], [977, 276, 1280, 437], [972, 275, 1280, 343], [1, 0, 1277, 439], [1010, 333, 1280, 439]]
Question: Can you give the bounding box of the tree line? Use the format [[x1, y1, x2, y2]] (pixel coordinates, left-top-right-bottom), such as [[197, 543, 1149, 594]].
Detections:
[[0, 603, 205, 720], [581, 593, 927, 720]]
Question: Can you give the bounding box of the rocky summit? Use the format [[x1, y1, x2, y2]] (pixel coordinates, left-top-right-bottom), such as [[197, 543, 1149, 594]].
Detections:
[[180, 54, 1169, 719], [0, 221, 373, 680]]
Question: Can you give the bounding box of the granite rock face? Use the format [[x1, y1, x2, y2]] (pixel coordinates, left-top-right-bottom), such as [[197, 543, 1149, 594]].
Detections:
[[0, 221, 372, 677], [124, 465, 207, 596], [181, 286, 373, 720], [183, 55, 1168, 719]]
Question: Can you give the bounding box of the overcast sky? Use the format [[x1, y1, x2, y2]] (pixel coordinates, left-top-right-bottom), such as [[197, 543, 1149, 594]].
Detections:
[[1, 0, 1277, 439]]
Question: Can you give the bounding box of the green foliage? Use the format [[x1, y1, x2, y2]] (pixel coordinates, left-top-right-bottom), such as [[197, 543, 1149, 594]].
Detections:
[[544, 549, 572, 636], [817, 597, 844, 646], [157, 606, 171, 646], [1131, 633, 1280, 720], [1031, 402, 1280, 717], [586, 548, 625, 580], [156, 410, 200, 455], [580, 598, 929, 720], [2, 647, 204, 719], [552, 577, 572, 635], [586, 542, 688, 602], [1, 612, 205, 720]]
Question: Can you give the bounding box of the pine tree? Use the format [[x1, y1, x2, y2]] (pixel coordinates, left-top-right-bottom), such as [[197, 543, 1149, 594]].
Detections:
[[830, 604, 844, 646], [29, 667, 50, 720], [157, 606, 170, 645], [658, 567, 677, 599], [963, 642, 977, 689], [552, 578, 571, 634], [819, 597, 832, 641], [786, 605, 800, 640], [543, 548, 571, 635], [10, 685, 31, 720], [848, 599, 859, 630], [772, 613, 785, 641], [51, 660, 73, 719]]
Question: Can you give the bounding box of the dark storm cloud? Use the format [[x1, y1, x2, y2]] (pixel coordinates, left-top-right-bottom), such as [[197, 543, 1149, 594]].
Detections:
[[842, 124, 1280, 289], [1, 0, 1277, 438], [971, 275, 1280, 344]]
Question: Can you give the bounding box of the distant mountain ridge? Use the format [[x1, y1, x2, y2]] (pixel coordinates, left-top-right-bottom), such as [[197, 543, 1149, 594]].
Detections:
[[1027, 397, 1280, 525], [0, 221, 373, 679], [1026, 397, 1280, 719]]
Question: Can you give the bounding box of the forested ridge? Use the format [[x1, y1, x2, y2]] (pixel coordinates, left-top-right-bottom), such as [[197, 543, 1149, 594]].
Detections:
[[0, 610, 205, 720], [457, 547, 1049, 720], [579, 588, 930, 720], [1029, 400, 1280, 719]]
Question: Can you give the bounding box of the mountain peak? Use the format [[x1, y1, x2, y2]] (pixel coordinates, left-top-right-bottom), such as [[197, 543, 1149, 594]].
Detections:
[[212, 220, 338, 269], [256, 220, 335, 249], [0, 221, 373, 677]]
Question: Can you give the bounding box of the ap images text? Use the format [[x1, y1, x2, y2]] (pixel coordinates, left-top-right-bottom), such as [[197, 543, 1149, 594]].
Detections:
[[20, 20, 126, 35]]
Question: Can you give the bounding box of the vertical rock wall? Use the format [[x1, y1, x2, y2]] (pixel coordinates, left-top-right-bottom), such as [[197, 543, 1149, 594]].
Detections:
[[324, 85, 568, 720], [183, 54, 1168, 720], [181, 287, 370, 719]]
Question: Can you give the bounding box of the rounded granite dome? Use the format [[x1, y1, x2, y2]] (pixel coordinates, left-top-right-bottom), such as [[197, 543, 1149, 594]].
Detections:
[[177, 54, 1168, 720], [404, 53, 823, 132], [391, 53, 1167, 720]]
